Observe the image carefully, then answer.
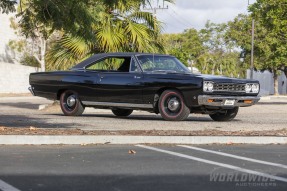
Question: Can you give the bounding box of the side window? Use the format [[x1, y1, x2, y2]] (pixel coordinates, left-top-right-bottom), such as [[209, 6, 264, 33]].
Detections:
[[130, 58, 141, 73], [86, 57, 131, 72]]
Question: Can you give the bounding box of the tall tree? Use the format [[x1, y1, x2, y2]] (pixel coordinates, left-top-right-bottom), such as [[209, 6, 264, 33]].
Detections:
[[197, 21, 243, 77], [226, 14, 269, 75], [162, 29, 204, 67], [249, 0, 287, 94], [162, 22, 244, 77], [45, 0, 165, 70]]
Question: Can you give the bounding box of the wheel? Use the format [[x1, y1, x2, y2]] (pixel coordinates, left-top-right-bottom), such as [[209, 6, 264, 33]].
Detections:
[[209, 107, 239, 121], [112, 109, 133, 117], [158, 90, 190, 121], [60, 90, 85, 116]]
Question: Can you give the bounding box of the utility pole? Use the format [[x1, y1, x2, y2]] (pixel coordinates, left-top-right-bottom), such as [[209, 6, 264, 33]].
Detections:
[[143, 0, 168, 19], [251, 19, 255, 79], [248, 0, 255, 79], [143, 0, 168, 54]]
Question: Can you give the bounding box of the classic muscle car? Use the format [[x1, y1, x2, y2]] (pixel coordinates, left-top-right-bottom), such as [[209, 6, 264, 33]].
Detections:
[[29, 52, 260, 121]]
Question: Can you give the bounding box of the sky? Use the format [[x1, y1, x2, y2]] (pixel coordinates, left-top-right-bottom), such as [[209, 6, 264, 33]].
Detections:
[[152, 0, 256, 33]]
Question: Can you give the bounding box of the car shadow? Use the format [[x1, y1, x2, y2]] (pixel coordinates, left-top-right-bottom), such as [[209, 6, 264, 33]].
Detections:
[[46, 113, 241, 122]]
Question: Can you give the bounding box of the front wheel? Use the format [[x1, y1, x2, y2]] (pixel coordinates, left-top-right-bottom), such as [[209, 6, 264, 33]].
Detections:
[[112, 109, 133, 117], [209, 107, 239, 121], [158, 90, 190, 121], [60, 90, 85, 116]]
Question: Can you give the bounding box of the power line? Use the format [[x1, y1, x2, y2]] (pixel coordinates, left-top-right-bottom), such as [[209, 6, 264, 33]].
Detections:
[[169, 6, 194, 27], [166, 10, 191, 29]]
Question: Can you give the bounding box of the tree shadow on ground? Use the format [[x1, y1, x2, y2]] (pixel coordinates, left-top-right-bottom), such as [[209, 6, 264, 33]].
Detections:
[[0, 102, 41, 110], [0, 114, 79, 129]]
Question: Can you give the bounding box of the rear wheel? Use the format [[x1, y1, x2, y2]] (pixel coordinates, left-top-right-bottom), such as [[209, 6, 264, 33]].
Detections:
[[60, 90, 85, 116], [158, 90, 190, 121], [112, 109, 133, 117], [209, 107, 239, 121]]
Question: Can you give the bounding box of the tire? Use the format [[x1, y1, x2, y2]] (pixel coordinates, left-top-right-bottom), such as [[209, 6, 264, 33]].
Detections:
[[60, 90, 85, 116], [209, 107, 239, 121], [158, 90, 190, 121], [112, 109, 133, 117]]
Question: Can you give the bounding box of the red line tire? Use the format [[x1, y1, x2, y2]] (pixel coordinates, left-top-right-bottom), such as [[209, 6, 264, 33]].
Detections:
[[158, 90, 190, 121], [60, 90, 85, 116]]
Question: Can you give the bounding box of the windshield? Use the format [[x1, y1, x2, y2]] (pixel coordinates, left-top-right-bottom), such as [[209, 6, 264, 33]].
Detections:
[[136, 55, 190, 73]]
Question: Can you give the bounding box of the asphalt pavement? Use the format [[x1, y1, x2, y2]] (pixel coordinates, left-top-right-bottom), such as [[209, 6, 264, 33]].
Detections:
[[0, 96, 287, 132], [0, 144, 287, 191]]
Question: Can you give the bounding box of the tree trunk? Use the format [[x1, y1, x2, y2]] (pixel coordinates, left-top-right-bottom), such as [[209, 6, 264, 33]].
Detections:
[[273, 71, 279, 95], [40, 38, 46, 72], [33, 37, 46, 72], [284, 70, 287, 95]]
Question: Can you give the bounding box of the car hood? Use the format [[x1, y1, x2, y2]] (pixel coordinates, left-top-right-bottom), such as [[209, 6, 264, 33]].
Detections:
[[194, 74, 257, 84]]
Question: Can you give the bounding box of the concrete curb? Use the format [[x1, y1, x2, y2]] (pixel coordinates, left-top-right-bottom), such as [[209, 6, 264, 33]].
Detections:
[[0, 135, 286, 145]]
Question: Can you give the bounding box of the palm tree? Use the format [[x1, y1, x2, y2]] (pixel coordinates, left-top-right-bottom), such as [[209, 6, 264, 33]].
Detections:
[[46, 0, 166, 70]]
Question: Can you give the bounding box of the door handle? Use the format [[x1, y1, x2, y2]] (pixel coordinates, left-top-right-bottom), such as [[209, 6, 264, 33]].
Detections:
[[134, 76, 141, 79]]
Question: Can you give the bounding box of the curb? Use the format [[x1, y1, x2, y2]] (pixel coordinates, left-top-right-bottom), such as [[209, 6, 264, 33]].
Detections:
[[0, 135, 286, 145]]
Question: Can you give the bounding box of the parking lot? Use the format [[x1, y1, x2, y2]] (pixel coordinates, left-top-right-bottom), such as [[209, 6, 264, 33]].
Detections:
[[0, 144, 287, 191], [0, 96, 287, 132], [0, 96, 287, 190]]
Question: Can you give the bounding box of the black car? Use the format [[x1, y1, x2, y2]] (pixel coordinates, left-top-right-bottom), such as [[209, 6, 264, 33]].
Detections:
[[29, 52, 260, 121]]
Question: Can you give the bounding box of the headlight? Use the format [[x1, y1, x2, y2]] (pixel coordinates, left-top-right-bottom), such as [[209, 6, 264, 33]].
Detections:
[[251, 84, 260, 93], [245, 84, 252, 93], [245, 83, 259, 93], [203, 81, 214, 92]]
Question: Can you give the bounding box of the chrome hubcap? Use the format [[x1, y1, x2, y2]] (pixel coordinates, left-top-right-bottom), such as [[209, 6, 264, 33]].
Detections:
[[67, 95, 76, 107], [167, 97, 180, 111]]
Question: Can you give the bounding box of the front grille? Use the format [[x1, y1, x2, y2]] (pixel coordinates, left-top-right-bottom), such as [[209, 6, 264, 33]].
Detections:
[[213, 83, 245, 93]]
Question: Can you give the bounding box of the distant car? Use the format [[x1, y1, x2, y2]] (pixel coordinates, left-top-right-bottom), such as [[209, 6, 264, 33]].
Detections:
[[29, 52, 260, 121]]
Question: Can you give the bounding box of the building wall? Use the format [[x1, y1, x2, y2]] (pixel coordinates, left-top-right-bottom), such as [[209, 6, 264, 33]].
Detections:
[[247, 70, 287, 95], [0, 62, 38, 93], [0, 12, 18, 63], [0, 10, 36, 94]]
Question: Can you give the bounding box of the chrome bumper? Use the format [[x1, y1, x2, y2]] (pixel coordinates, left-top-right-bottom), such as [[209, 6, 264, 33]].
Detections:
[[28, 86, 35, 96], [198, 95, 260, 107]]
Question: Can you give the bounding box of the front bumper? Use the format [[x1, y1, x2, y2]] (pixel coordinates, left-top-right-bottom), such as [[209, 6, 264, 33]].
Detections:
[[198, 95, 260, 107]]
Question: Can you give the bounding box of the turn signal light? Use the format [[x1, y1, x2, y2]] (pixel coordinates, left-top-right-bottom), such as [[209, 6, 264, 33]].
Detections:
[[244, 100, 252, 104], [208, 99, 214, 103]]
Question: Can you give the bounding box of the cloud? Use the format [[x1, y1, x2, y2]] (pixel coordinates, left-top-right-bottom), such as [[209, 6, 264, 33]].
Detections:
[[156, 0, 253, 33]]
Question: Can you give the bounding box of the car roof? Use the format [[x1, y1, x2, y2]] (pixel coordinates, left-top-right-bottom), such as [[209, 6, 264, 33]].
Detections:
[[71, 52, 173, 69]]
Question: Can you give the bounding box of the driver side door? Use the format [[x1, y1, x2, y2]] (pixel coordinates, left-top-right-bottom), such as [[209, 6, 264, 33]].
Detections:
[[88, 56, 144, 103]]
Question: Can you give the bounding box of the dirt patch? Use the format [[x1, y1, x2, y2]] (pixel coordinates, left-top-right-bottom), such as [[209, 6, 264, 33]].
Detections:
[[0, 126, 286, 136], [0, 93, 32, 97]]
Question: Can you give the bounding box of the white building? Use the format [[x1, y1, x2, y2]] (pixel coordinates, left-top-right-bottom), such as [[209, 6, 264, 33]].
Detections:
[[0, 11, 18, 63], [0, 11, 36, 93]]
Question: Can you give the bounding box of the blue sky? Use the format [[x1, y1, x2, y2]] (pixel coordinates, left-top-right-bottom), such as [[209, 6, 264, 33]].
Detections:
[[152, 0, 256, 33]]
